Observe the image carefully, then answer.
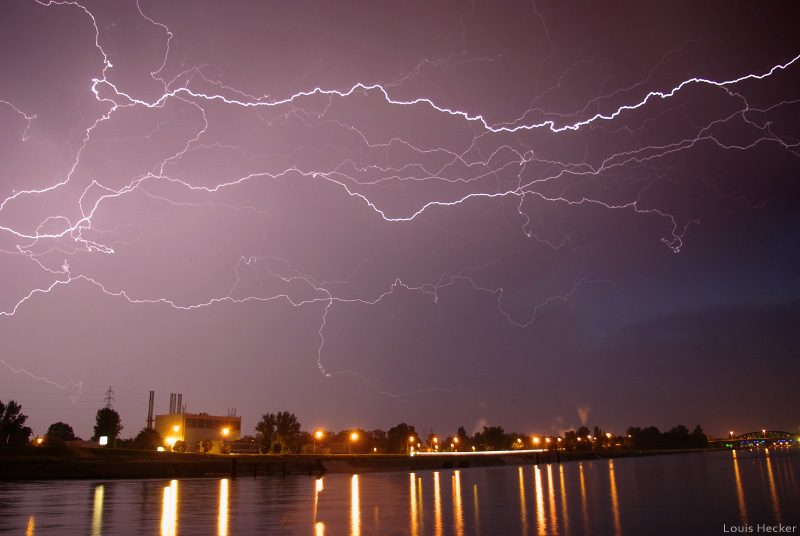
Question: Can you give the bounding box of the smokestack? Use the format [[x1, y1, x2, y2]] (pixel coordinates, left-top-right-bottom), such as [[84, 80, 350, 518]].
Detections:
[[169, 393, 175, 414], [147, 391, 155, 429], [176, 394, 182, 415]]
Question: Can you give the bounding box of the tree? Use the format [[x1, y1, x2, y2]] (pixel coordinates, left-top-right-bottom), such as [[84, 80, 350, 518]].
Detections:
[[92, 408, 123, 443], [690, 425, 708, 448], [172, 440, 187, 453], [274, 411, 302, 453], [387, 423, 418, 454], [0, 400, 33, 444], [255, 411, 302, 453], [370, 429, 387, 453], [133, 428, 164, 450], [255, 414, 277, 453], [478, 426, 509, 451], [200, 438, 213, 453], [44, 422, 77, 445]]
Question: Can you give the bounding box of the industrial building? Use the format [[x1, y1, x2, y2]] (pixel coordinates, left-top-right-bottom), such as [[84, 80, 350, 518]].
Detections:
[[151, 393, 241, 453]]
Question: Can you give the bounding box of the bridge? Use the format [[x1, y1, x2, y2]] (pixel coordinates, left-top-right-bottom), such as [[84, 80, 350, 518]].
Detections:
[[709, 430, 799, 449]]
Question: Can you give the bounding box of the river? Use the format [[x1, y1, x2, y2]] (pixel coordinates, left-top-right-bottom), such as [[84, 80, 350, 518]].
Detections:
[[1, 447, 798, 535]]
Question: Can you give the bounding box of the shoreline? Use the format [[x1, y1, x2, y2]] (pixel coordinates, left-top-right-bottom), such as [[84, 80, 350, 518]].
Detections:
[[0, 446, 719, 481]]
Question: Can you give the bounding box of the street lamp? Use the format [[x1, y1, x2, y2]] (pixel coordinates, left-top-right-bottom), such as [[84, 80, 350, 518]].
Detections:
[[454, 437, 459, 452], [433, 437, 438, 451], [220, 428, 230, 454], [533, 437, 540, 446], [408, 436, 414, 455], [314, 431, 323, 454], [350, 432, 358, 454]]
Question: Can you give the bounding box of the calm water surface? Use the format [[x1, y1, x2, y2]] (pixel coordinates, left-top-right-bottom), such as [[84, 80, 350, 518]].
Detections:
[[1, 448, 798, 535]]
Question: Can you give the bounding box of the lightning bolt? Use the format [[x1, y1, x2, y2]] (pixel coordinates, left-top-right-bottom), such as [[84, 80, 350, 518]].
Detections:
[[0, 0, 797, 406]]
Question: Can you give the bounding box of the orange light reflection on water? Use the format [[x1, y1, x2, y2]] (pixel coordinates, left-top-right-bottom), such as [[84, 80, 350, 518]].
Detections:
[[547, 464, 558, 535], [433, 472, 442, 536], [534, 466, 545, 536], [559, 465, 569, 535], [452, 471, 463, 536], [518, 467, 528, 535], [218, 479, 228, 536], [410, 473, 418, 536], [608, 460, 622, 536], [161, 480, 178, 536], [351, 475, 360, 536], [764, 449, 781, 523], [732, 450, 748, 525], [579, 463, 589, 536], [92, 484, 104, 536]]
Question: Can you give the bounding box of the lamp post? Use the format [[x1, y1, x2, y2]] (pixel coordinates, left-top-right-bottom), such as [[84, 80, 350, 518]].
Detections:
[[408, 436, 414, 455], [220, 427, 230, 454], [350, 432, 358, 454], [314, 431, 323, 454], [453, 437, 459, 452]]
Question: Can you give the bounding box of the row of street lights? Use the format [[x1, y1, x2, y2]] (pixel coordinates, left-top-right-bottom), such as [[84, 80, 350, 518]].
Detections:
[[313, 430, 360, 454]]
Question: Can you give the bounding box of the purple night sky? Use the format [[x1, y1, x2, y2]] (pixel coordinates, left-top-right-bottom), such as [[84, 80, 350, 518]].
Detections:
[[1, 0, 798, 441]]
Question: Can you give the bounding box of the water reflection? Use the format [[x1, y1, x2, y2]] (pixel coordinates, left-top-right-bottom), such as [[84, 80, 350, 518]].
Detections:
[[433, 472, 443, 536], [2, 449, 798, 535], [608, 459, 622, 536], [765, 449, 781, 523], [218, 479, 228, 536], [314, 477, 324, 527], [579, 462, 590, 536], [518, 467, 528, 535], [410, 473, 418, 536], [452, 471, 463, 536], [472, 483, 480, 536], [534, 466, 545, 536], [161, 480, 178, 536], [547, 464, 558, 535], [351, 474, 360, 536], [92, 485, 104, 536], [732, 450, 748, 524], [559, 465, 569, 535]]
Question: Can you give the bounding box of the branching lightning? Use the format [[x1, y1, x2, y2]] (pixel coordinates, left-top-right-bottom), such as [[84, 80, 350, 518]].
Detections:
[[1, 0, 798, 408]]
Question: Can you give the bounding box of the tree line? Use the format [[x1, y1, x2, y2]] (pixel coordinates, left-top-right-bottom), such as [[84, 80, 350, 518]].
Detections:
[[248, 413, 708, 454], [1, 400, 122, 446], [1, 399, 708, 453]]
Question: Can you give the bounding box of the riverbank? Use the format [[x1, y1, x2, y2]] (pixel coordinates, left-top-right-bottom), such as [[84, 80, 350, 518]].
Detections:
[[0, 445, 719, 480]]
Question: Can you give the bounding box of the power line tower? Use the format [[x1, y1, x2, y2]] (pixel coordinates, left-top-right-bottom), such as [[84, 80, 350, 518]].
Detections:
[[104, 386, 115, 409]]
